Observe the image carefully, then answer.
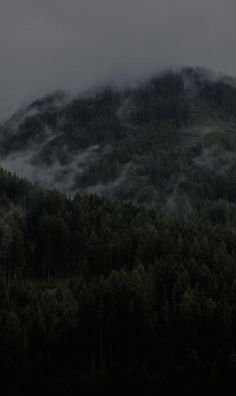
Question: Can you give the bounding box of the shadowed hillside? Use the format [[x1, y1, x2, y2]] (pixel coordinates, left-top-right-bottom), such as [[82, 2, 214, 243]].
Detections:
[[0, 67, 235, 220], [0, 67, 236, 393]]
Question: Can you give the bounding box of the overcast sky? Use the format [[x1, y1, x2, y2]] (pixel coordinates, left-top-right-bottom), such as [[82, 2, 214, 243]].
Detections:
[[0, 0, 235, 119]]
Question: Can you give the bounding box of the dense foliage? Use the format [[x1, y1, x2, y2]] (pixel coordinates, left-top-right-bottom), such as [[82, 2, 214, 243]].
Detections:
[[0, 68, 236, 217], [0, 68, 236, 393], [1, 170, 236, 392]]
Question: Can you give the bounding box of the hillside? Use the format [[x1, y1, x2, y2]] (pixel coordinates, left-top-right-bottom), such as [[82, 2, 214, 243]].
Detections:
[[1, 169, 236, 393], [0, 67, 236, 220], [1, 67, 236, 393]]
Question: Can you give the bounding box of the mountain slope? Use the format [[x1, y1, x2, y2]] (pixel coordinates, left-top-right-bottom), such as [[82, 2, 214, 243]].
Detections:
[[0, 67, 236, 219], [1, 158, 236, 392], [1, 67, 236, 392]]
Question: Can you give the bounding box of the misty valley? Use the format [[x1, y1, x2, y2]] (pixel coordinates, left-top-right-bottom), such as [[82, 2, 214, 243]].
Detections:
[[1, 67, 236, 393]]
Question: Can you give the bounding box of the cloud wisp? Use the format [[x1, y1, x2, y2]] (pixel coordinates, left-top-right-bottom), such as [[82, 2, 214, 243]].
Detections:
[[0, 0, 235, 120]]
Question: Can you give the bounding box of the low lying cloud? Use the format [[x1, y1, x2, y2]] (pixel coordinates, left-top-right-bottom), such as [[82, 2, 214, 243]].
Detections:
[[0, 0, 235, 120], [0, 138, 106, 194]]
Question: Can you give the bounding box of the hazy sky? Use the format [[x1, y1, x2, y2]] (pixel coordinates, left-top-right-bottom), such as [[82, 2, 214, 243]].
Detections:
[[0, 0, 235, 119]]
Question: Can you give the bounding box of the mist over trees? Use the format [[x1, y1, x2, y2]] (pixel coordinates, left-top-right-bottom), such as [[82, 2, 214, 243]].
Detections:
[[0, 68, 236, 212], [0, 68, 236, 393]]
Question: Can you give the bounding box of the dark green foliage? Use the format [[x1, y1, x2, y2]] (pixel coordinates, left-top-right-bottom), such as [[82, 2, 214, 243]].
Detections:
[[1, 170, 236, 392], [131, 73, 190, 128], [1, 68, 236, 392], [199, 80, 236, 118]]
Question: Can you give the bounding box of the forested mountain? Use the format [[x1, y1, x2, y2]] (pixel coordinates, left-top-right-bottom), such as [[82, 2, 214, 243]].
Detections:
[[0, 67, 236, 218], [1, 67, 236, 393]]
